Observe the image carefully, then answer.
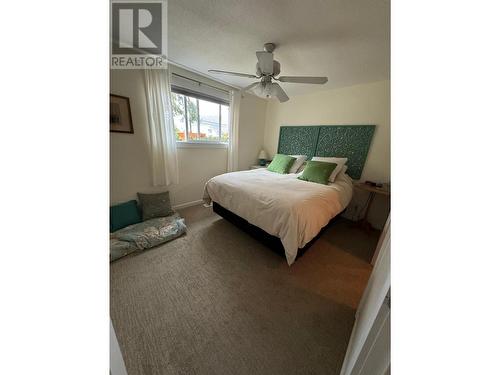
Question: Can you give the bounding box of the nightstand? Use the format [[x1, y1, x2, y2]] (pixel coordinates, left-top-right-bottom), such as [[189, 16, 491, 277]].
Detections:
[[250, 165, 267, 169], [354, 182, 390, 231]]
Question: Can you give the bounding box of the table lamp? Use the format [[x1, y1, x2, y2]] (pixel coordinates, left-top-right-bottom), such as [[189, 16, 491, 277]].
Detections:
[[258, 150, 268, 166]]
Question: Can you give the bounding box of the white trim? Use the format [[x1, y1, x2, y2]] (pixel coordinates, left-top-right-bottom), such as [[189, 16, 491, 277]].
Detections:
[[372, 213, 390, 265], [110, 320, 128, 375], [354, 303, 390, 375], [176, 141, 228, 149], [173, 199, 204, 210]]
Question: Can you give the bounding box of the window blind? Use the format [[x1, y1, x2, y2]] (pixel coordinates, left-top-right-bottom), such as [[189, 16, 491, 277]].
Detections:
[[171, 74, 230, 105]]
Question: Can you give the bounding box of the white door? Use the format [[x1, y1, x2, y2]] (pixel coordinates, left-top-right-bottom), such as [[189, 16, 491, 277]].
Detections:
[[340, 215, 390, 375]]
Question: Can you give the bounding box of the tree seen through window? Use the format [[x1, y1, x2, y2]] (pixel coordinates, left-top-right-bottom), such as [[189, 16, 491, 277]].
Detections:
[[172, 92, 229, 142]]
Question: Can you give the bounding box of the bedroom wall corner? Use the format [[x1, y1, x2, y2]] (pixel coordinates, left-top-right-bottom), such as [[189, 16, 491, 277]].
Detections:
[[262, 80, 390, 229]]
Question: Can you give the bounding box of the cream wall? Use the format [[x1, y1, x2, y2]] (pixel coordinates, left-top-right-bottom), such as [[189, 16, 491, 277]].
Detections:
[[238, 93, 267, 170], [111, 69, 155, 204], [263, 80, 390, 228], [111, 68, 389, 227], [110, 67, 266, 207]]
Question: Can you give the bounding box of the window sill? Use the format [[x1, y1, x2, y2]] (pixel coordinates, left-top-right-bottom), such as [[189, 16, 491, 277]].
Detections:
[[176, 141, 228, 149]]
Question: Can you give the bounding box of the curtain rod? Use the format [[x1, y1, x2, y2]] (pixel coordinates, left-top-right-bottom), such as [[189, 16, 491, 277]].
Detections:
[[171, 73, 232, 94]]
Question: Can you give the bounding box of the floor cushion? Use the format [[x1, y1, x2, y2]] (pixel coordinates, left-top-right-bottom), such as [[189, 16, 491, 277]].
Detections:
[[110, 213, 186, 262]]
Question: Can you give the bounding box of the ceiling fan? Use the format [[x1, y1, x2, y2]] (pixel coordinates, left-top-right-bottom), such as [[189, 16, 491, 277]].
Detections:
[[208, 43, 328, 103]]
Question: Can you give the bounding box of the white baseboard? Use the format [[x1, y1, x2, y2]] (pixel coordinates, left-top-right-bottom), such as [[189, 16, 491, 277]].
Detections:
[[173, 199, 204, 210]]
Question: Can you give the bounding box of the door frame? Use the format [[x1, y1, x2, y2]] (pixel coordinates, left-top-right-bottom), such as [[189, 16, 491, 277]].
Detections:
[[340, 214, 391, 375]]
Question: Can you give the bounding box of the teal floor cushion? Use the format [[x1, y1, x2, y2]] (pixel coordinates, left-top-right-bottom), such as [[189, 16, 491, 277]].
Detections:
[[110, 213, 186, 262]]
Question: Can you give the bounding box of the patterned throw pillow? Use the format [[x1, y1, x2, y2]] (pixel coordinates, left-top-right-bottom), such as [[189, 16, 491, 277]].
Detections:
[[137, 191, 174, 221]]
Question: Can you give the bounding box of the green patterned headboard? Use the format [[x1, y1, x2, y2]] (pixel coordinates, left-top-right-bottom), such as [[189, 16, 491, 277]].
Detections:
[[277, 125, 375, 180]]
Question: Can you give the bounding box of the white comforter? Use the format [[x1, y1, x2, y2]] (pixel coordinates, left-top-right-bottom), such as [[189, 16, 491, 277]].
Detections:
[[203, 169, 353, 265]]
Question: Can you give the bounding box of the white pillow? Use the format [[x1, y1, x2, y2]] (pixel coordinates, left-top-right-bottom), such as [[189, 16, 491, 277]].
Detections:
[[296, 163, 307, 174], [329, 166, 352, 185], [288, 155, 307, 173], [311, 156, 348, 182]]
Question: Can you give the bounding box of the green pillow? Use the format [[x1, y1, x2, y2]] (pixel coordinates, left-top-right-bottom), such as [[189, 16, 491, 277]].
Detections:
[[110, 200, 142, 232], [137, 191, 174, 221], [267, 154, 296, 174], [298, 161, 337, 185]]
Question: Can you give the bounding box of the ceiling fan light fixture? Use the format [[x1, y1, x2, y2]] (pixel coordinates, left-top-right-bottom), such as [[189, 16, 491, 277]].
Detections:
[[264, 82, 273, 97], [247, 81, 271, 98], [247, 82, 262, 96]]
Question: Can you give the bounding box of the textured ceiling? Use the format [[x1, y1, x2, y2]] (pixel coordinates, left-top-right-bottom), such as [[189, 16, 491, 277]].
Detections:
[[168, 0, 390, 96]]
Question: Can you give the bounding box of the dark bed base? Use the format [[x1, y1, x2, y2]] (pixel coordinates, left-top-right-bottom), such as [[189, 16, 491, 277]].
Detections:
[[213, 202, 343, 261]]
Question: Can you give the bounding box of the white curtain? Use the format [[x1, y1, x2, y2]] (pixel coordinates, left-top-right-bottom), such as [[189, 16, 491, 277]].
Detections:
[[227, 89, 241, 172], [144, 69, 179, 186]]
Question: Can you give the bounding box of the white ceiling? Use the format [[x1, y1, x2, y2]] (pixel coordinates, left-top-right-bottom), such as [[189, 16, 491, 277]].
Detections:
[[168, 0, 390, 96]]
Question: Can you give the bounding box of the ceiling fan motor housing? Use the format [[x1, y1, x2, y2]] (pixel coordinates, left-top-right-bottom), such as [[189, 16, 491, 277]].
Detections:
[[273, 60, 281, 76], [264, 42, 275, 53], [255, 60, 280, 77]]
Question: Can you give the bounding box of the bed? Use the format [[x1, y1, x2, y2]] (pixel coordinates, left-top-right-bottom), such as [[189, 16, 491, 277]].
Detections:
[[203, 125, 375, 265], [204, 168, 353, 264]]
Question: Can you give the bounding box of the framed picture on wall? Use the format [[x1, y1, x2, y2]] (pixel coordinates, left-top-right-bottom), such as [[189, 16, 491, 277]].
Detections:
[[110, 94, 134, 134]]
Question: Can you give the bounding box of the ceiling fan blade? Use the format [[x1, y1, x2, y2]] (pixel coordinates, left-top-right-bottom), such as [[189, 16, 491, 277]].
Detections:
[[242, 82, 261, 93], [277, 76, 328, 84], [208, 69, 257, 78], [272, 83, 289, 102], [256, 51, 274, 75]]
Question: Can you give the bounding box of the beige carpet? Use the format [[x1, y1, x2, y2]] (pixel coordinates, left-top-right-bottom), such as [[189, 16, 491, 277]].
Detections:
[[111, 204, 379, 375]]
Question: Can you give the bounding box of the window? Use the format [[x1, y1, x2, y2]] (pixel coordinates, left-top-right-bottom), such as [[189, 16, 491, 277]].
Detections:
[[172, 90, 229, 143]]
